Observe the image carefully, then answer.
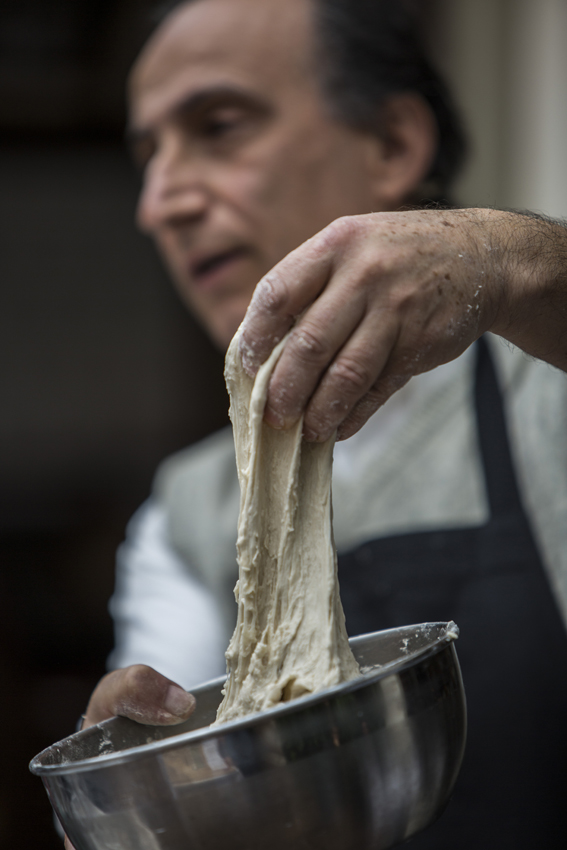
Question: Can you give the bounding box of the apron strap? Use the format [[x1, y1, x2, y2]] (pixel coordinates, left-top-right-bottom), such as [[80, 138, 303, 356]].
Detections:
[[474, 337, 525, 519]]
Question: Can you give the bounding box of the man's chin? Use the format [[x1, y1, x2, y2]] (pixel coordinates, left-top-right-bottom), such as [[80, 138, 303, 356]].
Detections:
[[170, 279, 250, 348], [199, 302, 251, 352]]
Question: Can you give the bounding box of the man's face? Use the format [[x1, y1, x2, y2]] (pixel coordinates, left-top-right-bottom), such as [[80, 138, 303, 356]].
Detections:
[[129, 0, 389, 349]]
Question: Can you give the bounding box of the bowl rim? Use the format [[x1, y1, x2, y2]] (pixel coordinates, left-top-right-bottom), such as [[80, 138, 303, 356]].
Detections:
[[29, 621, 460, 777]]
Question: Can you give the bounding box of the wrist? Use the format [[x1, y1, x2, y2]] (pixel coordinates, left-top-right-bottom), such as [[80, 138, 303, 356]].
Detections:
[[480, 209, 567, 366], [452, 208, 512, 338]]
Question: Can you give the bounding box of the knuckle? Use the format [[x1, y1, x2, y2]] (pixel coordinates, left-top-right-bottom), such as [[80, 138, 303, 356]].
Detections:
[[113, 665, 165, 720], [369, 372, 410, 404], [305, 398, 349, 441], [123, 664, 159, 698], [318, 215, 359, 249], [342, 259, 382, 297], [329, 354, 372, 392], [376, 279, 412, 312], [289, 323, 329, 362], [338, 395, 381, 439], [254, 270, 291, 316], [266, 376, 298, 417]]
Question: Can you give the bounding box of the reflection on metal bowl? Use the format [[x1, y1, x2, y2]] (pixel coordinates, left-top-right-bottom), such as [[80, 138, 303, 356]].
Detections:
[[30, 622, 466, 850]]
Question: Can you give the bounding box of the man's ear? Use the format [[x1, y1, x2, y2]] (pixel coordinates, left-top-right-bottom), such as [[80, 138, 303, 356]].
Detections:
[[367, 93, 438, 207]]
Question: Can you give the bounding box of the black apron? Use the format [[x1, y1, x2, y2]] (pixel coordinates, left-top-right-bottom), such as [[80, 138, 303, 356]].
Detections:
[[337, 337, 567, 848]]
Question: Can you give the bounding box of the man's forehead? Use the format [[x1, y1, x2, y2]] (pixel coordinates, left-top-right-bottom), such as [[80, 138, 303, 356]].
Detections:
[[129, 0, 317, 125]]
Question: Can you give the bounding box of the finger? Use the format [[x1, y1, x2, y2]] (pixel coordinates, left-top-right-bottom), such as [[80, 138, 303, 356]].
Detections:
[[299, 311, 399, 442], [262, 274, 368, 430], [239, 232, 335, 375], [334, 317, 448, 442], [64, 835, 77, 850], [84, 665, 196, 728], [336, 372, 412, 441], [334, 311, 479, 441]]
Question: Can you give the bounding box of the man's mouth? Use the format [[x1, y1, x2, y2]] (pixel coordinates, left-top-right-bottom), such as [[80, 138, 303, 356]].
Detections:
[[191, 247, 248, 285]]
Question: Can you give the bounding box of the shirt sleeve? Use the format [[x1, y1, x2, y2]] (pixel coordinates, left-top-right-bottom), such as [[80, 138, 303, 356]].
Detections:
[[107, 499, 228, 690]]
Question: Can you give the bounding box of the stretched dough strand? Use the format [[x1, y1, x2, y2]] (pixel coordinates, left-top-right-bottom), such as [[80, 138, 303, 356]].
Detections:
[[215, 329, 359, 724]]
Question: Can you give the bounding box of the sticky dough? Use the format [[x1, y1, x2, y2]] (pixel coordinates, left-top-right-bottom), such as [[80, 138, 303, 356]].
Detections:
[[215, 328, 360, 724]]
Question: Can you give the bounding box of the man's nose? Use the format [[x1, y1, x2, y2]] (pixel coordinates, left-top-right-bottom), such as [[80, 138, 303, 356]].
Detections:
[[136, 141, 208, 234]]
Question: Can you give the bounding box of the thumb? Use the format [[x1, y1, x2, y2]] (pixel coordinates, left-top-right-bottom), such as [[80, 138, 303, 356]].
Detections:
[[83, 665, 196, 728]]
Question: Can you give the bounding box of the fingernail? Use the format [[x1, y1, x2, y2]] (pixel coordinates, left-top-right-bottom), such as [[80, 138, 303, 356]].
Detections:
[[164, 685, 195, 718]]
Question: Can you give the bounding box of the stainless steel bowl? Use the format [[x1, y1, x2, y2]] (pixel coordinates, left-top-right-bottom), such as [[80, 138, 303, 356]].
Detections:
[[30, 623, 466, 850]]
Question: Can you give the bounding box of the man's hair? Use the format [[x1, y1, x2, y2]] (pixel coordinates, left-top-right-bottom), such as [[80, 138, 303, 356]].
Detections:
[[313, 0, 466, 199], [153, 0, 466, 198]]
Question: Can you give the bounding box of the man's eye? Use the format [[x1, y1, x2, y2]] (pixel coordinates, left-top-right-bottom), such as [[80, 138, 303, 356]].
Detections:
[[201, 109, 245, 138]]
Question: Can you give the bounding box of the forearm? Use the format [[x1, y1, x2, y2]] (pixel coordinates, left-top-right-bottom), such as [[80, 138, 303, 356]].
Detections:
[[485, 209, 567, 370]]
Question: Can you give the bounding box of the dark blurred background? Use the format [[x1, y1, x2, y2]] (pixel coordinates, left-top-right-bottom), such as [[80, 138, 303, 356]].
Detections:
[[2, 0, 565, 846], [0, 2, 228, 846]]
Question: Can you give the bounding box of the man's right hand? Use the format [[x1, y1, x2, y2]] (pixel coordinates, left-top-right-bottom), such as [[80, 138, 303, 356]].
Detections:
[[239, 208, 567, 444], [63, 665, 195, 850]]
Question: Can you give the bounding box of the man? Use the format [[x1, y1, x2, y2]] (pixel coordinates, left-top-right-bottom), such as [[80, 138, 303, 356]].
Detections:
[[75, 0, 567, 846]]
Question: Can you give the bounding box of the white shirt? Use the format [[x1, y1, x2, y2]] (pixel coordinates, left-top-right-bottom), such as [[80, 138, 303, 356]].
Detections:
[[108, 340, 567, 689]]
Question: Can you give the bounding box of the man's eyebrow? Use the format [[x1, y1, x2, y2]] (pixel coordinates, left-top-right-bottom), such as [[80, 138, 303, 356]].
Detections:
[[126, 85, 272, 142]]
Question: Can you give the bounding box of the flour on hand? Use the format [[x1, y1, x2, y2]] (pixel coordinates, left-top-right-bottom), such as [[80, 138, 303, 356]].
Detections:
[[215, 327, 360, 724]]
